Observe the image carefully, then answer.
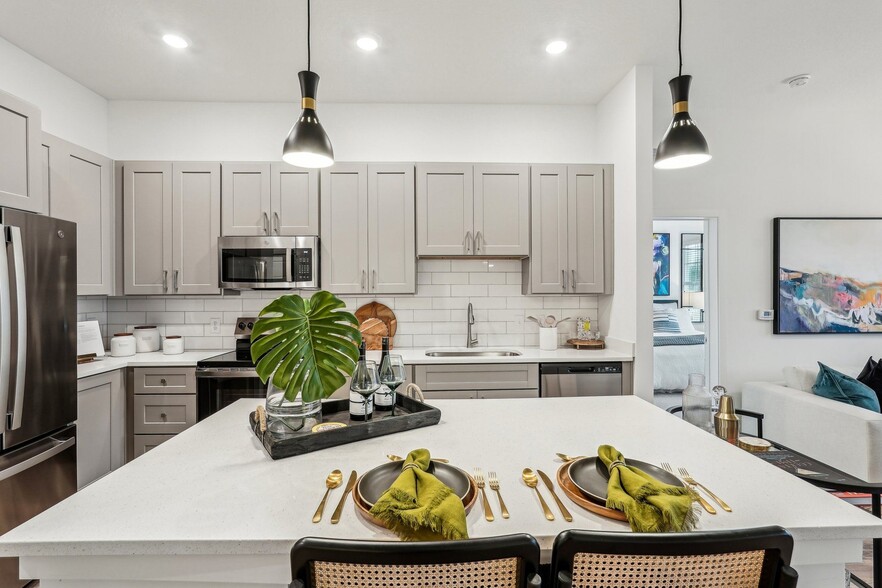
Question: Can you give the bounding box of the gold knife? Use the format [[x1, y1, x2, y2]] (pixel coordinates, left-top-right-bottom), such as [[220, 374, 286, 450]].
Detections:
[[537, 469, 573, 522], [330, 470, 358, 524]]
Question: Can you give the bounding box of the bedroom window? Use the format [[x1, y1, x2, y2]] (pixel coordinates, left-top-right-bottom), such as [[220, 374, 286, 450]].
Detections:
[[681, 233, 704, 323]]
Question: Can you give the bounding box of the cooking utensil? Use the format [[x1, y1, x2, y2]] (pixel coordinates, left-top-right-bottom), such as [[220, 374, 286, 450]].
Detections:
[[526, 316, 541, 325], [679, 467, 731, 512], [356, 302, 397, 350], [553, 316, 571, 327], [358, 318, 388, 351], [522, 468, 554, 520], [488, 471, 509, 519], [660, 462, 716, 515], [312, 469, 343, 523], [386, 454, 449, 464], [330, 470, 358, 524], [544, 315, 556, 326], [537, 469, 573, 522]]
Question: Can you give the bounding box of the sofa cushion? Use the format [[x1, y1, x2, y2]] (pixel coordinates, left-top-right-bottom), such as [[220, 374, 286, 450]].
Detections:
[[782, 366, 817, 393], [812, 363, 881, 412], [856, 356, 882, 409]]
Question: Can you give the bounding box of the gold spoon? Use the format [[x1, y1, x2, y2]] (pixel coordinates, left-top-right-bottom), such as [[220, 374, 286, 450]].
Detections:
[[556, 453, 588, 462], [387, 454, 450, 464], [522, 468, 555, 521], [312, 469, 343, 523]]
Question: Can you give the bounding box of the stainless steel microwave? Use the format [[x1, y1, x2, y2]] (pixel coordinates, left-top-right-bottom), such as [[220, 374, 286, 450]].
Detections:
[[218, 236, 319, 289]]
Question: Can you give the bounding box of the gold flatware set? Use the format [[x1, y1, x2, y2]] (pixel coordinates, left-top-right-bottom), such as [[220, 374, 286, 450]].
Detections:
[[661, 462, 731, 514], [310, 469, 357, 525]]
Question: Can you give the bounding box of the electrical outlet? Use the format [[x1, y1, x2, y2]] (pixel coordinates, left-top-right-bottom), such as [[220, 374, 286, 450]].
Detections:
[[209, 318, 222, 335]]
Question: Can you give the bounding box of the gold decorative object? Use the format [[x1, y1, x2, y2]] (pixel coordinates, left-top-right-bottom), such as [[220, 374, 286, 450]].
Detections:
[[522, 468, 555, 521], [738, 436, 771, 452], [714, 390, 740, 444]]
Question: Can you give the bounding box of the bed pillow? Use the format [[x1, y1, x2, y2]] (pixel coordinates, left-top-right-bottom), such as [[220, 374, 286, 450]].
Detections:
[[653, 300, 679, 310], [856, 357, 882, 409], [674, 308, 699, 335], [782, 366, 818, 393], [812, 363, 881, 412], [652, 310, 681, 333]]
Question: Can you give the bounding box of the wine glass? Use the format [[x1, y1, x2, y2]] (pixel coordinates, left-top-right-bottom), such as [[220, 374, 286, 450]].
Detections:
[[378, 354, 406, 413], [350, 360, 380, 420]]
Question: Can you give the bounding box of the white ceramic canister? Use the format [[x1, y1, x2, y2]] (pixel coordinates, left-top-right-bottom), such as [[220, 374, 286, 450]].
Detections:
[[162, 335, 184, 355], [539, 326, 558, 351], [110, 333, 137, 357], [132, 325, 161, 353]]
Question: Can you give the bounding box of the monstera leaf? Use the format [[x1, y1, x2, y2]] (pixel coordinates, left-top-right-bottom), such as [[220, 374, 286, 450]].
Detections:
[[250, 291, 362, 403]]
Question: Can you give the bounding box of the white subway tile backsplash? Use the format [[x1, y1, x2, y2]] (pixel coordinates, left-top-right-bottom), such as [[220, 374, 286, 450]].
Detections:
[[432, 272, 470, 285], [432, 297, 469, 309], [487, 260, 522, 272], [506, 272, 522, 285], [412, 334, 451, 347], [126, 298, 167, 312], [450, 259, 489, 272], [393, 297, 434, 309], [415, 284, 451, 297], [107, 311, 147, 325], [412, 309, 451, 322], [488, 284, 521, 297], [203, 298, 244, 311], [417, 273, 432, 285], [145, 311, 185, 324], [418, 259, 451, 272], [165, 299, 205, 311], [450, 284, 487, 297], [469, 273, 506, 285]]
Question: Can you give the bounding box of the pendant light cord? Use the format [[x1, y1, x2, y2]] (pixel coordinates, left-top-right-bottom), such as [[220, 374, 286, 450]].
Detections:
[[307, 0, 311, 71], [678, 0, 683, 77]]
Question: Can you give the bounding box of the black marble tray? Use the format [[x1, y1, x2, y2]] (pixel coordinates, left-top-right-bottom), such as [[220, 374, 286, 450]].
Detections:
[[248, 395, 441, 460]]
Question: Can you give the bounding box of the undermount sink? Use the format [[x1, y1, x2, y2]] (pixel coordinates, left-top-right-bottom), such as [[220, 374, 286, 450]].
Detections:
[[424, 349, 522, 357]]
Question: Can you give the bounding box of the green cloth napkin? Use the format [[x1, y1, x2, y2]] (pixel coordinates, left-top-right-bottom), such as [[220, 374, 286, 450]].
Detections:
[[598, 444, 699, 533], [369, 448, 468, 541]]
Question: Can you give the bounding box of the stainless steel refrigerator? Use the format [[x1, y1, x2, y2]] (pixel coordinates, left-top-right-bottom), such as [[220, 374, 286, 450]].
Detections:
[[0, 209, 77, 588]]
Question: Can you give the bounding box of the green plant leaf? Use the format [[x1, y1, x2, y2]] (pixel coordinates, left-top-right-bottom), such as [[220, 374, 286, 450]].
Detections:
[[250, 291, 362, 403]]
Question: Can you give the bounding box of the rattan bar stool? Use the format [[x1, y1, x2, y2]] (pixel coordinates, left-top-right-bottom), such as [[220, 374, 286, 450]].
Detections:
[[550, 525, 798, 588], [290, 533, 542, 588]]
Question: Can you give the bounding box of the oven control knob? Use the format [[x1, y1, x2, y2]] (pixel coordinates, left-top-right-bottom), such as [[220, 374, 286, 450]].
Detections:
[[238, 322, 246, 330], [247, 322, 254, 330]]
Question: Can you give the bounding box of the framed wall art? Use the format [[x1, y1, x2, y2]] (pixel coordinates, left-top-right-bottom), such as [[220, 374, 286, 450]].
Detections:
[[652, 232, 671, 296], [774, 217, 882, 334]]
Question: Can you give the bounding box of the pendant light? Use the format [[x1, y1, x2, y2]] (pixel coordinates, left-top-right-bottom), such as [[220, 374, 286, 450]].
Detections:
[[282, 0, 334, 168], [654, 0, 711, 170]]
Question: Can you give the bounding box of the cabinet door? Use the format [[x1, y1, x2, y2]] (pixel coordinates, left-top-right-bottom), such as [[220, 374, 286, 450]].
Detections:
[[270, 163, 319, 235], [320, 164, 368, 294], [568, 165, 605, 293], [76, 370, 124, 488], [529, 165, 569, 294], [220, 163, 271, 236], [172, 162, 220, 295], [416, 164, 473, 256], [473, 164, 529, 256], [133, 434, 175, 458], [368, 164, 415, 294], [123, 162, 173, 295], [0, 90, 45, 213], [45, 134, 114, 295]]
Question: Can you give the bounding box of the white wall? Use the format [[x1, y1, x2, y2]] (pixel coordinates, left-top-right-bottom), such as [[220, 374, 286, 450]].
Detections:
[[0, 37, 108, 155], [653, 66, 882, 391], [109, 101, 597, 163], [595, 66, 654, 400], [652, 219, 705, 305]]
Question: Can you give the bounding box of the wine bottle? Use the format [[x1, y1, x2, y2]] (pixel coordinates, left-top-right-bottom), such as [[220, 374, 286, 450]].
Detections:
[[349, 340, 374, 421], [375, 337, 394, 411]]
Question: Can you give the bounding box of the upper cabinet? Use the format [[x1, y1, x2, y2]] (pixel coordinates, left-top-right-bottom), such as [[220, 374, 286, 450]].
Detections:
[[221, 162, 318, 236], [44, 134, 114, 295], [416, 163, 529, 257], [0, 90, 45, 214], [122, 162, 220, 295], [525, 164, 612, 295], [321, 163, 415, 294]]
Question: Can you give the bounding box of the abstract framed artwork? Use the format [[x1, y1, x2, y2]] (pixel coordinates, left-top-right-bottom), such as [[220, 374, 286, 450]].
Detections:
[[652, 233, 671, 296], [774, 217, 882, 334]]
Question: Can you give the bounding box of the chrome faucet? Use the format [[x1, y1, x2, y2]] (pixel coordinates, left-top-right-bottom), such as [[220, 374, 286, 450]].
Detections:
[[466, 303, 478, 348]]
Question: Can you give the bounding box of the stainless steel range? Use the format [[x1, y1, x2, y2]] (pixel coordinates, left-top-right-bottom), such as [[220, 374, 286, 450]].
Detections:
[[196, 317, 267, 419]]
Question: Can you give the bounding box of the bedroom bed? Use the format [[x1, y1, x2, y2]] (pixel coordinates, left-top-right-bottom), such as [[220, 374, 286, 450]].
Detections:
[[653, 303, 706, 392]]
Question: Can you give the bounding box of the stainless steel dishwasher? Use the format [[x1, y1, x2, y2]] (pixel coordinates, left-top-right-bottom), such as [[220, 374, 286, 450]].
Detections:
[[540, 363, 623, 397]]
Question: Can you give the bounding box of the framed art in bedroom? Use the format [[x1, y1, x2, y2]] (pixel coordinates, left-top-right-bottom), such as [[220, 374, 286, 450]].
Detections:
[[774, 217, 882, 334], [652, 232, 671, 296]]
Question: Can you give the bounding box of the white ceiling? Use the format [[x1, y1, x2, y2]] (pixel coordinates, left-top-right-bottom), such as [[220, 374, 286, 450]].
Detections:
[[0, 0, 880, 105]]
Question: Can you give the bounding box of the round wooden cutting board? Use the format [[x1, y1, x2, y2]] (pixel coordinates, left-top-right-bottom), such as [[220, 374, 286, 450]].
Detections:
[[355, 301, 397, 345]]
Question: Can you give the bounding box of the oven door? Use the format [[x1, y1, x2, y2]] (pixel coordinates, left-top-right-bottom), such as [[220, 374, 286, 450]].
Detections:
[[196, 368, 268, 420]]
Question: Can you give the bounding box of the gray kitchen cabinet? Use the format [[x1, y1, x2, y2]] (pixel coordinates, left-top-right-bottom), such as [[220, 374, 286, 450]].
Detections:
[[321, 163, 415, 295], [127, 367, 198, 460], [422, 390, 478, 400], [524, 164, 612, 294], [221, 162, 319, 236], [44, 133, 114, 295], [133, 435, 175, 458], [473, 164, 529, 255], [413, 363, 539, 399], [0, 90, 45, 214], [77, 370, 125, 489], [123, 162, 220, 295]]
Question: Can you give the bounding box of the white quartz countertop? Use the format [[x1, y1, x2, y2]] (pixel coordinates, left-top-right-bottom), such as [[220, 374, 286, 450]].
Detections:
[[76, 351, 226, 379], [1, 396, 879, 559]]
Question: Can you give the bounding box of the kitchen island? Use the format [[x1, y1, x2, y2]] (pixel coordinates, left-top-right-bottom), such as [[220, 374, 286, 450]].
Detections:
[[1, 396, 879, 588]]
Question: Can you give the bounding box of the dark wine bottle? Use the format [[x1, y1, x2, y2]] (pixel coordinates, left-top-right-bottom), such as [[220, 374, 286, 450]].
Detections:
[[375, 337, 394, 411], [349, 340, 373, 421]]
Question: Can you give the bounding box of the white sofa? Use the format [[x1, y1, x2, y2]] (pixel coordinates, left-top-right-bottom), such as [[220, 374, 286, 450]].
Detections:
[[742, 366, 882, 483]]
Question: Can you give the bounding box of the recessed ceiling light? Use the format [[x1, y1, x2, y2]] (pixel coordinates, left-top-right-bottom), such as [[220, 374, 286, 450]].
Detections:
[[162, 33, 189, 49], [545, 40, 567, 55], [783, 74, 812, 88], [356, 36, 379, 51]]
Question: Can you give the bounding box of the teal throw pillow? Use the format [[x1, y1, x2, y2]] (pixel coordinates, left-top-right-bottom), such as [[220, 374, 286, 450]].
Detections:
[[812, 363, 881, 412]]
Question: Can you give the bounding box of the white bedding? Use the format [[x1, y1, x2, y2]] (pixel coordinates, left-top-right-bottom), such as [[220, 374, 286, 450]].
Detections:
[[653, 307, 706, 391]]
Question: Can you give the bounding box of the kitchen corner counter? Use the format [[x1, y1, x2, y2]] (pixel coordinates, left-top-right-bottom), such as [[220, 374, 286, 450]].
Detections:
[[76, 351, 227, 379]]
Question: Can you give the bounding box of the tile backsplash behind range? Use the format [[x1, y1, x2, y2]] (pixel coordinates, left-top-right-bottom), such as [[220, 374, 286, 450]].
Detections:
[[78, 260, 598, 351]]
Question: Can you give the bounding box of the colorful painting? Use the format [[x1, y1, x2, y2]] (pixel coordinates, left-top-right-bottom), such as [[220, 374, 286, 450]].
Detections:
[[775, 218, 882, 334], [653, 233, 671, 296]]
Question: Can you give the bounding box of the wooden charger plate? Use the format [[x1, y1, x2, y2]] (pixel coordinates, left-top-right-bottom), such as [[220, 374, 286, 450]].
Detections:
[[556, 462, 628, 522]]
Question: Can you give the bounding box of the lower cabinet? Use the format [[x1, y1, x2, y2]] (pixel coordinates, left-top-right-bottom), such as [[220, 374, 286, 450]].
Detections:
[[413, 364, 539, 400], [128, 367, 198, 459], [76, 370, 125, 489]]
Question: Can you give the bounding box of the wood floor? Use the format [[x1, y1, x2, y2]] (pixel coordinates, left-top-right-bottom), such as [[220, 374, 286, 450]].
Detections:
[[847, 540, 875, 586]]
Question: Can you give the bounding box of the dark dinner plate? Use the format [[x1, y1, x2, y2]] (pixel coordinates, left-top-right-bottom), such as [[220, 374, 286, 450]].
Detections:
[[568, 457, 684, 504], [356, 461, 472, 509]]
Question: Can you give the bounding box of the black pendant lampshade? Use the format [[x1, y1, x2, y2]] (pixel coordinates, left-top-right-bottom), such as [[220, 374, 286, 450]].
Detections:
[[654, 75, 711, 169], [282, 70, 334, 168]]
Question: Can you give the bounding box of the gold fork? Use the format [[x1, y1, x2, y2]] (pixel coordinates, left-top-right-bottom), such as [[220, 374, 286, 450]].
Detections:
[[473, 468, 495, 522], [661, 462, 716, 515], [487, 471, 510, 519], [679, 467, 732, 512]]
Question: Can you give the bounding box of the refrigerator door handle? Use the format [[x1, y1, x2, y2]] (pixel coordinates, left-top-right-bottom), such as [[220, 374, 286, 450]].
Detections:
[[8, 226, 27, 431], [0, 225, 10, 436], [0, 435, 75, 483]]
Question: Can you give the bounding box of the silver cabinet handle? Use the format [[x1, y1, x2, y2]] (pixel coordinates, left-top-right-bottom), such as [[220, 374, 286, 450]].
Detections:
[[174, 269, 180, 292], [273, 212, 280, 234], [562, 269, 568, 291], [475, 231, 483, 254], [163, 270, 169, 292], [8, 227, 26, 430], [372, 269, 377, 290], [361, 270, 366, 291], [571, 269, 576, 291], [0, 225, 11, 436], [464, 231, 472, 254], [263, 212, 269, 235]]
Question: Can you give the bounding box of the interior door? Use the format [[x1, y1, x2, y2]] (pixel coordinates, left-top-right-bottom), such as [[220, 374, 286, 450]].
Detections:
[[320, 164, 368, 294], [368, 164, 415, 294], [172, 162, 220, 295], [473, 164, 529, 256], [568, 165, 605, 294], [270, 163, 319, 235], [416, 163, 473, 256], [529, 165, 568, 293]]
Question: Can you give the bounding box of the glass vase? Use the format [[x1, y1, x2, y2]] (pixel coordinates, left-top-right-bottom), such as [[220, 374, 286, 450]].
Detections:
[[265, 382, 321, 437], [682, 373, 714, 433]]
